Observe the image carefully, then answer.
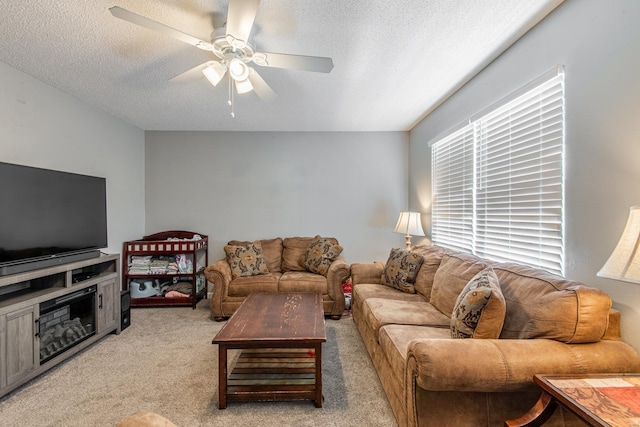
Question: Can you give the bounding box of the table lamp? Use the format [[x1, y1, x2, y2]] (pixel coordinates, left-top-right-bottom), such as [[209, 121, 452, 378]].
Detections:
[[393, 211, 425, 250], [597, 206, 640, 284]]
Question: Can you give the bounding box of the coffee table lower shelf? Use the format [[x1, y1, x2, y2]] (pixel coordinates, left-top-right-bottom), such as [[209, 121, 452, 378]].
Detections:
[[226, 348, 321, 405]]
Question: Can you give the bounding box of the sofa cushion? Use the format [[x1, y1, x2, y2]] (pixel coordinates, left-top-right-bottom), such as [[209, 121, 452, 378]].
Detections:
[[283, 237, 337, 272], [360, 298, 451, 337], [224, 241, 269, 279], [228, 237, 283, 273], [353, 283, 424, 307], [411, 245, 448, 300], [228, 273, 280, 297], [451, 267, 505, 339], [303, 235, 343, 276], [381, 248, 424, 294], [494, 262, 612, 343], [279, 271, 328, 293], [430, 251, 488, 317]]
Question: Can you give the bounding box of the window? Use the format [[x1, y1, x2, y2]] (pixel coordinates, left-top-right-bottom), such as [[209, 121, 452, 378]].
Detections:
[[431, 69, 564, 275]]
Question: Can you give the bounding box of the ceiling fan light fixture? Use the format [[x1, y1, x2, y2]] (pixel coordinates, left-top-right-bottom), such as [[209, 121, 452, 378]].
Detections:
[[229, 58, 249, 81], [235, 78, 253, 94], [202, 61, 227, 86]]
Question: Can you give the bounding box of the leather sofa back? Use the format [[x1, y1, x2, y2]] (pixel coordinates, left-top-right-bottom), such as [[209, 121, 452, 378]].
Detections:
[[410, 245, 612, 344], [430, 251, 488, 316], [282, 236, 340, 272], [493, 262, 612, 343], [282, 237, 315, 271], [410, 245, 447, 300]]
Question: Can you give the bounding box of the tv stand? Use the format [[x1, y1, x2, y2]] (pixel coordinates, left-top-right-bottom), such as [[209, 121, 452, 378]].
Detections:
[[0, 250, 101, 277], [0, 254, 120, 398]]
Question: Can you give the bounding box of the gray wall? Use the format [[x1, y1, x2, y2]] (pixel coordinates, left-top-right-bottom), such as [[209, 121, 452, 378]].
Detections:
[[409, 0, 640, 350], [145, 131, 408, 264], [0, 61, 146, 255]]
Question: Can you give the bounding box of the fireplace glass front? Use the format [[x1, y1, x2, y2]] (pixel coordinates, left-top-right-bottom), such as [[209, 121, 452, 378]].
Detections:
[[39, 285, 96, 363]]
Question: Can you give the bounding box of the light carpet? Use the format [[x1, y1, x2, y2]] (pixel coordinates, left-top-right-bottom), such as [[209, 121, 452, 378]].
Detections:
[[0, 301, 396, 427]]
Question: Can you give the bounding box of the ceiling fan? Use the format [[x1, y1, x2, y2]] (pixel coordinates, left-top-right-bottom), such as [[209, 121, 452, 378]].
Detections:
[[109, 0, 334, 116]]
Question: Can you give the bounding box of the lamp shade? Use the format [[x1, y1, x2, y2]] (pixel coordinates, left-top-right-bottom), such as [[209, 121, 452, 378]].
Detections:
[[235, 78, 253, 94], [202, 61, 227, 87], [394, 211, 425, 237], [597, 206, 640, 284], [229, 58, 249, 81]]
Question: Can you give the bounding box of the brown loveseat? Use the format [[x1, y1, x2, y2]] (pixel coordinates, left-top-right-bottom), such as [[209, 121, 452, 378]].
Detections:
[[205, 236, 350, 320], [351, 244, 640, 427]]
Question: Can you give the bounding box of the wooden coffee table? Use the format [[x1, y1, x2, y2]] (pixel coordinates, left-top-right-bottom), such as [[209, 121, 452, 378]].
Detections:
[[505, 374, 640, 426], [211, 292, 326, 409]]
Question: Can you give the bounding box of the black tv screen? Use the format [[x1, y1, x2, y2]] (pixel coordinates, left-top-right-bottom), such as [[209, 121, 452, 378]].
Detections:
[[0, 162, 108, 275]]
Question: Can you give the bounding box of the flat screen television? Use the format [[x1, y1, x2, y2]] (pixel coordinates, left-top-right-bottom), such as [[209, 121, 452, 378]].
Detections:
[[0, 162, 108, 276]]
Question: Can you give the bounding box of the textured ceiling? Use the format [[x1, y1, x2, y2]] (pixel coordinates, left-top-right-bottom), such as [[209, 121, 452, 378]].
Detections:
[[0, 1, 562, 131]]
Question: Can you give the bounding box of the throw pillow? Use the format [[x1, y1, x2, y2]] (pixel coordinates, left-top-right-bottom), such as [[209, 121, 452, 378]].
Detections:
[[303, 235, 344, 276], [228, 238, 283, 273], [381, 248, 424, 294], [450, 266, 506, 339], [224, 241, 269, 279]]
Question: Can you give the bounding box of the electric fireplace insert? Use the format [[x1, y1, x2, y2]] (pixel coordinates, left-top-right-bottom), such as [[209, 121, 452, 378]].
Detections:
[[38, 285, 96, 363]]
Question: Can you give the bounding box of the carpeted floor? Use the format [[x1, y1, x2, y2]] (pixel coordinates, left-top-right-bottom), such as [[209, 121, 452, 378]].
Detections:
[[0, 300, 396, 427]]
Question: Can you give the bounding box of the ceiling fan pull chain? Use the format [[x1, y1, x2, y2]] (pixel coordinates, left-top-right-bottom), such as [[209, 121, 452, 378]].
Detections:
[[229, 74, 235, 118]]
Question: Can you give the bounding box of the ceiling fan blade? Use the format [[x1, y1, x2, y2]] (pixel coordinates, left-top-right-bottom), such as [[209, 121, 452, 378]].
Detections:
[[254, 52, 334, 73], [109, 6, 213, 51], [247, 68, 276, 101], [225, 0, 260, 42], [169, 62, 212, 84]]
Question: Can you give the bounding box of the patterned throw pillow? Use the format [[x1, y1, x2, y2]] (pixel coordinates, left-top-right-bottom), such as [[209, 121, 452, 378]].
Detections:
[[451, 266, 506, 339], [303, 236, 343, 276], [381, 248, 424, 294], [224, 241, 269, 279]]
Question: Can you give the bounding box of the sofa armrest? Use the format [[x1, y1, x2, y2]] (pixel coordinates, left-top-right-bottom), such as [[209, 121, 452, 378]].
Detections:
[[406, 338, 640, 395], [204, 258, 232, 316], [351, 262, 384, 285], [326, 257, 351, 310], [603, 308, 622, 340]]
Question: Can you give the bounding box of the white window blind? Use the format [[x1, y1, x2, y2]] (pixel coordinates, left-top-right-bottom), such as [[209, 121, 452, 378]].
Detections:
[[431, 124, 475, 253], [431, 70, 565, 275]]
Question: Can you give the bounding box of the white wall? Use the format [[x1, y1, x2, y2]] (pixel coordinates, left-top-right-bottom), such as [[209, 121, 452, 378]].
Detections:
[[409, 0, 640, 350], [145, 131, 408, 264], [0, 61, 146, 255]]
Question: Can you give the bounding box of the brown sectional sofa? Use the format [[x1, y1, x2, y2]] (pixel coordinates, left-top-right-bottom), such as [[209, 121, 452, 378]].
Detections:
[[205, 236, 350, 320], [351, 245, 640, 427]]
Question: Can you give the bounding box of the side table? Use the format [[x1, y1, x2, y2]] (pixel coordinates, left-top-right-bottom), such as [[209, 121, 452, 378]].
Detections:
[[505, 374, 640, 426]]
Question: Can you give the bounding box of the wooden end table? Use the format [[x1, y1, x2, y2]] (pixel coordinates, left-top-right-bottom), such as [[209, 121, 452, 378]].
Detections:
[[505, 374, 640, 427], [211, 292, 326, 409]]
